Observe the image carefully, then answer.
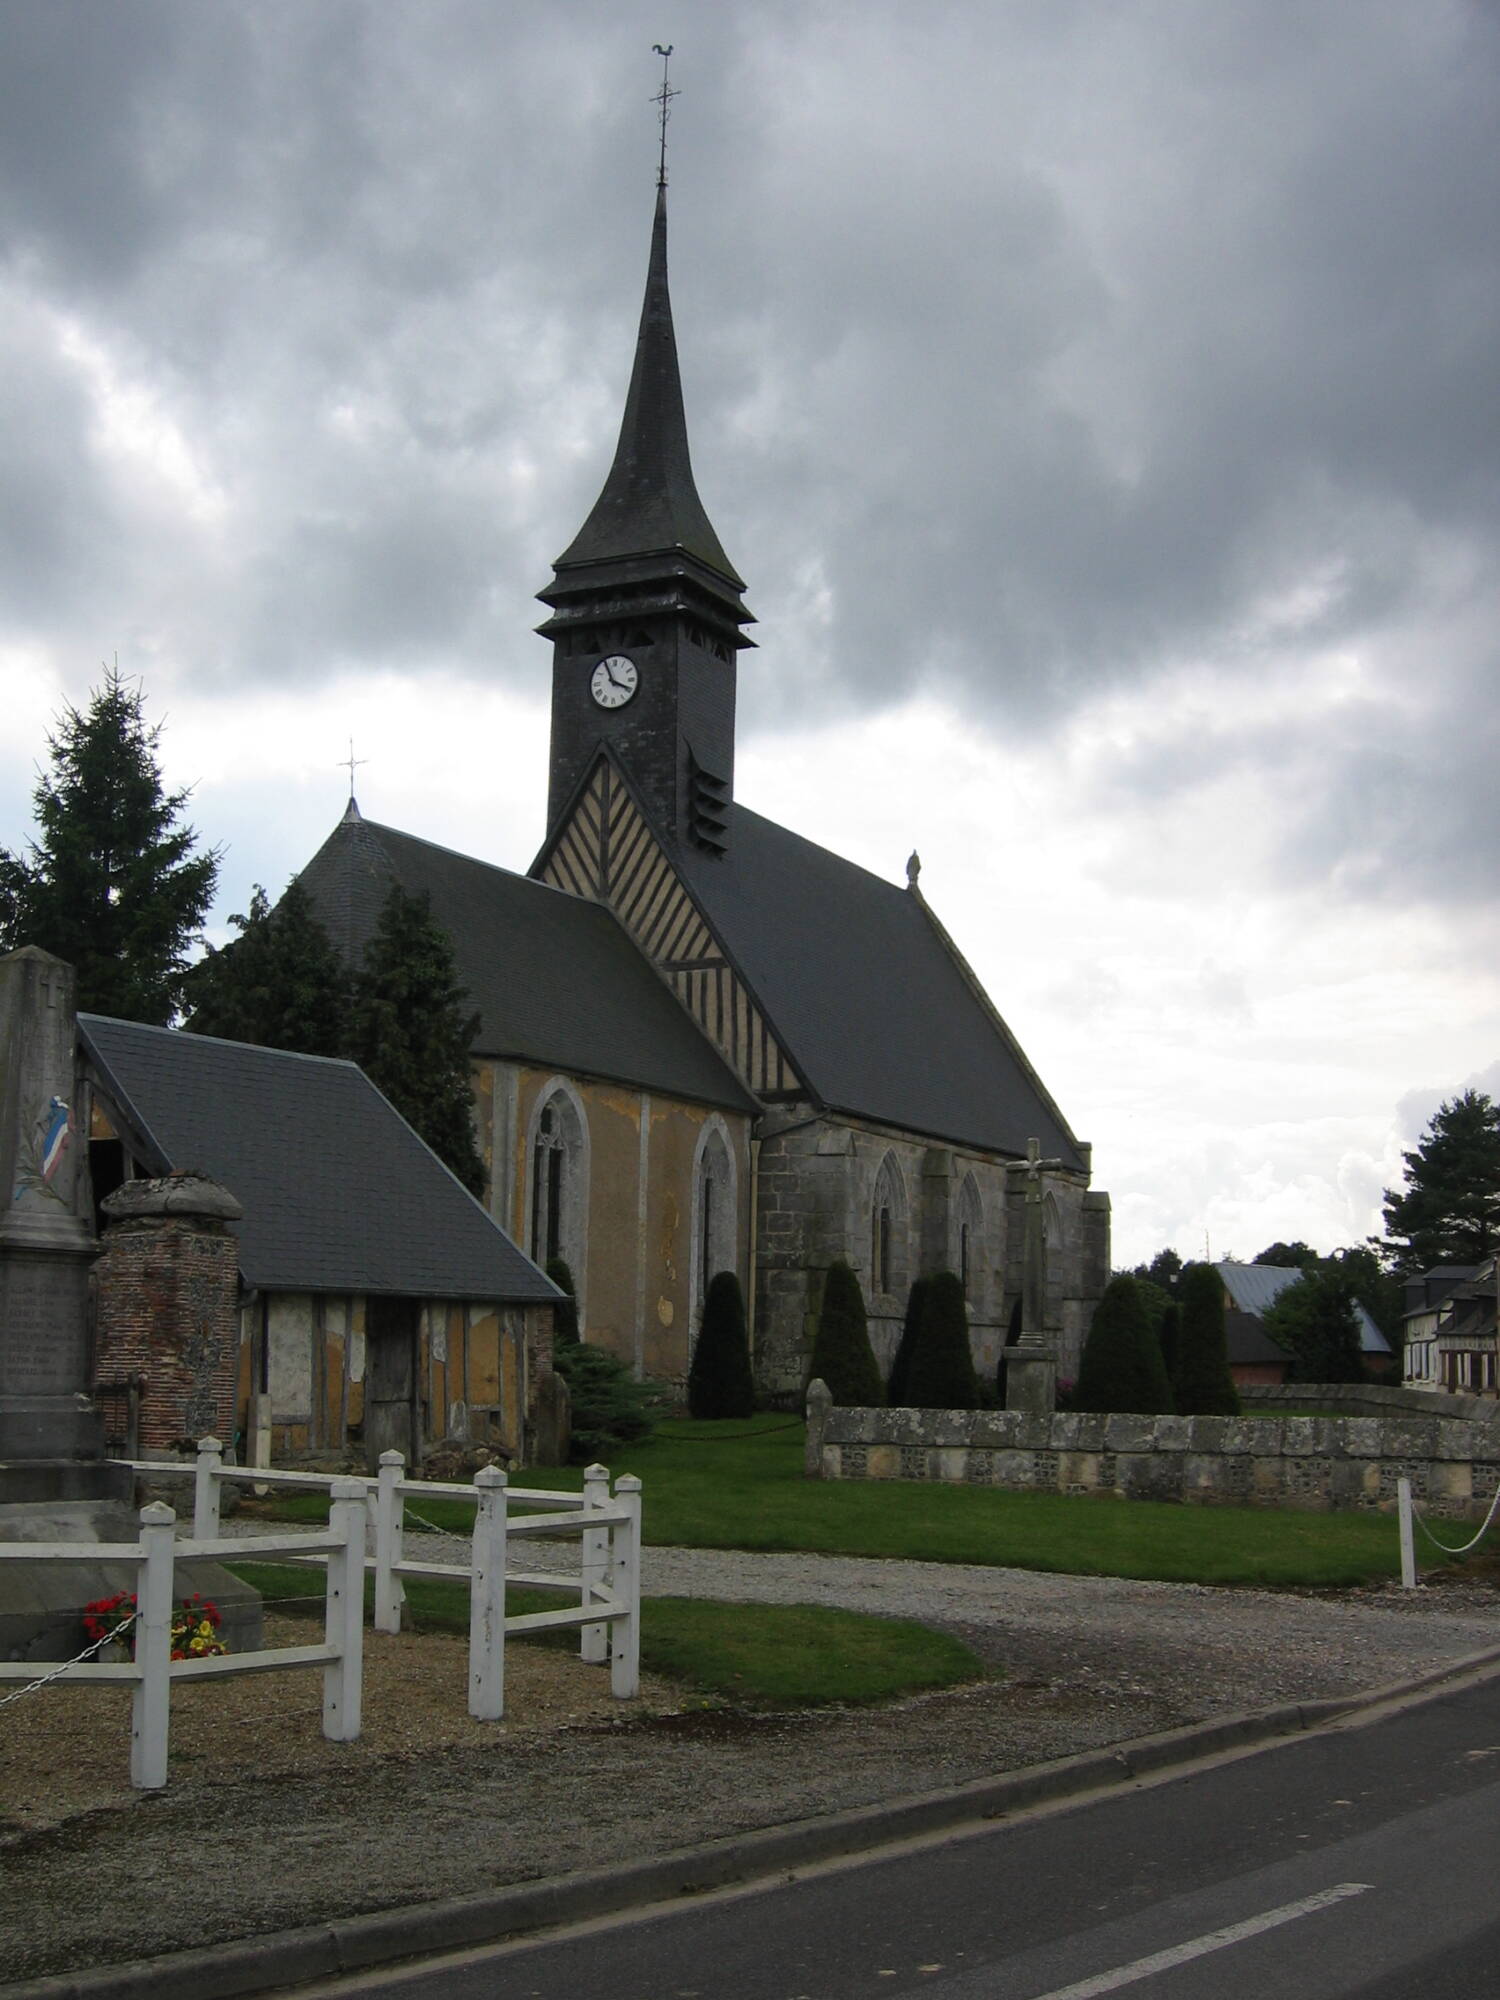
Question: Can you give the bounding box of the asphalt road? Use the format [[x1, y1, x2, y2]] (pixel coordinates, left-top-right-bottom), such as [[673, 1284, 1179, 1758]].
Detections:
[[300, 1675, 1500, 2000]]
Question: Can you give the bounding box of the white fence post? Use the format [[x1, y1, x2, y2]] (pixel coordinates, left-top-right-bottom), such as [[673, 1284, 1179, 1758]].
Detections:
[[468, 1467, 508, 1721], [373, 1449, 406, 1634], [193, 1436, 224, 1540], [130, 1502, 176, 1790], [580, 1462, 609, 1664], [610, 1474, 641, 1700], [323, 1477, 366, 1741], [1398, 1475, 1418, 1589]]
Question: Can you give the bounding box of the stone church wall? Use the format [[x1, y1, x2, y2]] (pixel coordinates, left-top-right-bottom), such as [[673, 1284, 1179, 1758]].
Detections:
[[477, 1057, 753, 1386], [753, 1111, 1108, 1404]]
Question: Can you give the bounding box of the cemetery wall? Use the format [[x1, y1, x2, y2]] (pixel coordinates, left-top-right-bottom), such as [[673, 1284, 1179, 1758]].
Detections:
[[808, 1400, 1500, 1519]]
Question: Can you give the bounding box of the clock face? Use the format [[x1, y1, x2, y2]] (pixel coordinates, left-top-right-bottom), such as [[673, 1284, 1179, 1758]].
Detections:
[[590, 654, 639, 709]]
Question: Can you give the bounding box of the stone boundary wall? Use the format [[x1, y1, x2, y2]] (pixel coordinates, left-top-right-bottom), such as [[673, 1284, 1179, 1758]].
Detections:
[[1238, 1382, 1499, 1423], [808, 1400, 1500, 1519]]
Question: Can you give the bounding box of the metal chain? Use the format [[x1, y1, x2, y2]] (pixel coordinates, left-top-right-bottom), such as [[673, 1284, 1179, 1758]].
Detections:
[[1411, 1478, 1500, 1556], [0, 1612, 139, 1709]]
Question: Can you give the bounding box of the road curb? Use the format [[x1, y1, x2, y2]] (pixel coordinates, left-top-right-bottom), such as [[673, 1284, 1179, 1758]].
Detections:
[[12, 1642, 1500, 2000]]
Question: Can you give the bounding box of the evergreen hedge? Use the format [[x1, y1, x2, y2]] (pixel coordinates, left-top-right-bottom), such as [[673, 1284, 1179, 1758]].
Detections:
[[1174, 1262, 1240, 1415], [1073, 1276, 1175, 1414], [808, 1261, 884, 1407], [887, 1276, 930, 1406], [687, 1271, 756, 1418], [904, 1271, 981, 1409]]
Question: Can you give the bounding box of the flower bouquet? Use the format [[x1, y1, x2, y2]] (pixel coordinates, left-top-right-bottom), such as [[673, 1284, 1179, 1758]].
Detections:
[[83, 1590, 230, 1660]]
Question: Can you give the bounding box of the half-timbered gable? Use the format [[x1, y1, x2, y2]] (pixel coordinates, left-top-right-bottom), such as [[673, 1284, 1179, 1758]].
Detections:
[[536, 753, 802, 1100]]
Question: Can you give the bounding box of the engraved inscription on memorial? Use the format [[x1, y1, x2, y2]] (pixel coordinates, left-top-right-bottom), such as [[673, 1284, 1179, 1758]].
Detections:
[[0, 1257, 90, 1394]]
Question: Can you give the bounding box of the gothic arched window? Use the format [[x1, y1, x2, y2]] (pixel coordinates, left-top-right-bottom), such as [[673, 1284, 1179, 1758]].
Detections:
[[870, 1153, 907, 1301], [957, 1172, 984, 1305], [690, 1118, 738, 1321], [526, 1083, 588, 1299]]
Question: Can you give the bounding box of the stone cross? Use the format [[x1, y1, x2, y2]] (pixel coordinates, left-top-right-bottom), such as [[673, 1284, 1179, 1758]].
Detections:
[[1011, 1137, 1068, 1338]]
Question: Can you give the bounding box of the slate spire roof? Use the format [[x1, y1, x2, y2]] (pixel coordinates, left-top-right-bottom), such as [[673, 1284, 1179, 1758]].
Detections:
[[554, 189, 744, 595]]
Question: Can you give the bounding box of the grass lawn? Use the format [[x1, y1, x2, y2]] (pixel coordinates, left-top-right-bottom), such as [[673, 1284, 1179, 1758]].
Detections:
[[254, 1413, 1417, 1588], [227, 1558, 982, 1709]]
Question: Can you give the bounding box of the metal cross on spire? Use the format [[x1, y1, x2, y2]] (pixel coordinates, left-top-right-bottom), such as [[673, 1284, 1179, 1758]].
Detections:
[[652, 43, 678, 189], [339, 738, 367, 801]]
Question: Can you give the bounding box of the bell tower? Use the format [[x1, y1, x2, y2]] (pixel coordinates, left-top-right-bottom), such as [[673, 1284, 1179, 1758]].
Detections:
[[537, 174, 753, 855]]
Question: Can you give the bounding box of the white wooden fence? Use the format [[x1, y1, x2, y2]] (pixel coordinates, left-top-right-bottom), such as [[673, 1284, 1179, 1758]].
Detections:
[[0, 1478, 367, 1790], [0, 1444, 642, 1788]]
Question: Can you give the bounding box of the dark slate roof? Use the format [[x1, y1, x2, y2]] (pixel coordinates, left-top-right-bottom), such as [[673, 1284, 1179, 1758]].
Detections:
[[78, 1015, 559, 1303], [672, 801, 1085, 1166], [1226, 1309, 1289, 1368], [553, 189, 744, 593], [295, 809, 757, 1114], [1216, 1261, 1392, 1356]]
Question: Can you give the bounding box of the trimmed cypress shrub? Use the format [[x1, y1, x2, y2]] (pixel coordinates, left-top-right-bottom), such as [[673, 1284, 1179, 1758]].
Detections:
[[808, 1261, 884, 1407], [687, 1271, 756, 1418], [1174, 1262, 1240, 1415], [887, 1276, 931, 1406], [904, 1271, 981, 1409], [545, 1259, 580, 1349], [1074, 1276, 1175, 1414]]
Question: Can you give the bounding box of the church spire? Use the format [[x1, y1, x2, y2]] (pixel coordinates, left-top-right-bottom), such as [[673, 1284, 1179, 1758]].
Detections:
[[538, 69, 752, 854], [554, 187, 742, 590]]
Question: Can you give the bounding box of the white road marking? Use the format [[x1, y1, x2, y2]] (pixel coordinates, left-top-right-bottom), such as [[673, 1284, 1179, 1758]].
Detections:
[[1023, 1882, 1372, 1999]]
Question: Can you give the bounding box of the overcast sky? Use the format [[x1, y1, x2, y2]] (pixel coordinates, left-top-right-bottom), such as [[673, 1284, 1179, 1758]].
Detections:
[[3, 0, 1497, 1267]]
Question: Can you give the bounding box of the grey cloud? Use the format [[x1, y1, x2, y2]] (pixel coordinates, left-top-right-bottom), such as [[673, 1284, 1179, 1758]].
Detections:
[[0, 0, 1497, 921]]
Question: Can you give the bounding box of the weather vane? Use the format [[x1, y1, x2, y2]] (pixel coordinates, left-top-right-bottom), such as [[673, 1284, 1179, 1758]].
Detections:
[[340, 738, 367, 801], [652, 44, 677, 189]]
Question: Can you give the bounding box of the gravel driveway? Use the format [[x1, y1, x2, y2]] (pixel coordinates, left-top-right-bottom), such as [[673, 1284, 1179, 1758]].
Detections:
[[4, 1528, 1498, 1988]]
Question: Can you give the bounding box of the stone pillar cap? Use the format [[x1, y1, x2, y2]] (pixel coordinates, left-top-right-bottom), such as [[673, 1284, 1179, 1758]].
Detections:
[[101, 1170, 243, 1223]]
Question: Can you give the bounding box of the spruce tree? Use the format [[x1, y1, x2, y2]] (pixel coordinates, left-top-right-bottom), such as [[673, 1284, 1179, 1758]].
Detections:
[[1074, 1276, 1175, 1414], [1173, 1262, 1240, 1415], [687, 1271, 755, 1418], [0, 668, 218, 1023], [350, 883, 486, 1197], [904, 1270, 980, 1408], [807, 1260, 884, 1407], [184, 880, 348, 1055], [887, 1275, 930, 1406]]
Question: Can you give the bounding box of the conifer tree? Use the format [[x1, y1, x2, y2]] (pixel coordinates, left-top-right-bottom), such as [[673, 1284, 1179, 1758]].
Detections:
[[350, 883, 486, 1196], [904, 1270, 981, 1408], [687, 1271, 755, 1418], [184, 881, 348, 1055], [807, 1260, 884, 1407], [1173, 1262, 1240, 1415], [887, 1275, 930, 1406], [1074, 1276, 1175, 1414], [1380, 1091, 1500, 1272], [0, 668, 218, 1023]]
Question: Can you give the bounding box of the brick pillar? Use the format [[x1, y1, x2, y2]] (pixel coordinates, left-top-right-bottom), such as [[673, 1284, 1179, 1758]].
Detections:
[[93, 1172, 244, 1452]]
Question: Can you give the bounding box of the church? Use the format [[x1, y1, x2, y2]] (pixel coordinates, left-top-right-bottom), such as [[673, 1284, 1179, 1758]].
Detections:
[[295, 182, 1110, 1403]]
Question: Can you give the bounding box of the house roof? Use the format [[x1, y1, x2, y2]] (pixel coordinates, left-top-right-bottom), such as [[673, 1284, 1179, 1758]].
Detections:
[[1225, 1309, 1289, 1368], [1216, 1261, 1392, 1355], [294, 809, 757, 1115], [79, 1014, 559, 1303], [673, 802, 1085, 1166]]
